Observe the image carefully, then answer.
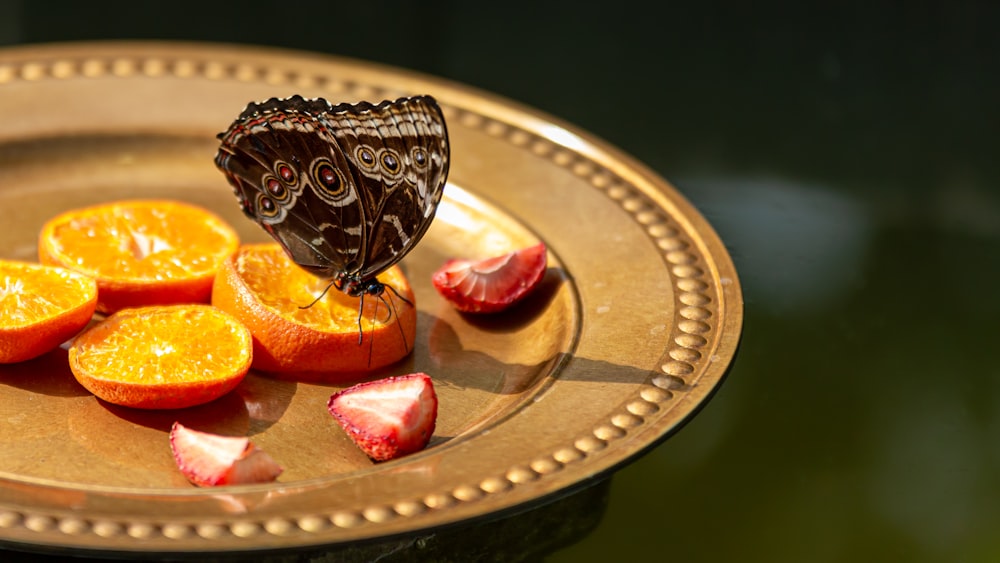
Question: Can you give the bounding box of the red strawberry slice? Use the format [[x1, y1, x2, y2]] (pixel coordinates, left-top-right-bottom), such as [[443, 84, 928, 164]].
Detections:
[[327, 373, 437, 462], [431, 242, 547, 313], [169, 422, 283, 487]]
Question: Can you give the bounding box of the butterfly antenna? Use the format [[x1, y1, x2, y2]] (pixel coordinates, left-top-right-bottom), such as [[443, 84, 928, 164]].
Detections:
[[300, 280, 338, 310]]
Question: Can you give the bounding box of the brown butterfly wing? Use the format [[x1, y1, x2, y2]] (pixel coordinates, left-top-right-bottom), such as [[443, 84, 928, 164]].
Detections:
[[330, 96, 449, 279], [214, 95, 449, 283]]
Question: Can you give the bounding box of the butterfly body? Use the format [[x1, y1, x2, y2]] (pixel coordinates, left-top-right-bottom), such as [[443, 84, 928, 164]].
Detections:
[[214, 95, 449, 306]]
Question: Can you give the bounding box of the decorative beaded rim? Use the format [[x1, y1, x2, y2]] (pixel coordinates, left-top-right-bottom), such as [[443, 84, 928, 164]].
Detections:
[[0, 42, 742, 553]]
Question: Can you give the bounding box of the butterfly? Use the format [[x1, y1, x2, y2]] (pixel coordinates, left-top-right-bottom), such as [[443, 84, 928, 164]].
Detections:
[[214, 94, 450, 344]]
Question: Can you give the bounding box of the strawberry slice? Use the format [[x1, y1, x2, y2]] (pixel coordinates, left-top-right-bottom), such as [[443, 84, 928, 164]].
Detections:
[[431, 242, 547, 313], [327, 373, 437, 462], [169, 422, 283, 487]]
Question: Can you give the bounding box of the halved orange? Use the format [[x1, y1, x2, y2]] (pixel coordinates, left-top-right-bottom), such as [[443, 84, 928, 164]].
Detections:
[[211, 243, 416, 380], [0, 259, 98, 363], [38, 200, 240, 314], [68, 304, 252, 409]]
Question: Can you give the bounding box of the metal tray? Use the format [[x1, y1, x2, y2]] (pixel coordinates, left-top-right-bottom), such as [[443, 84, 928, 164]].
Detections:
[[0, 41, 742, 556]]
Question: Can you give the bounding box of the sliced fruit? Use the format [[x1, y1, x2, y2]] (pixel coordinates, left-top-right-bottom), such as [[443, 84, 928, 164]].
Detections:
[[38, 199, 240, 313], [0, 259, 98, 363], [432, 242, 547, 313], [327, 373, 438, 462], [68, 304, 252, 409], [211, 243, 416, 379], [169, 422, 283, 487]]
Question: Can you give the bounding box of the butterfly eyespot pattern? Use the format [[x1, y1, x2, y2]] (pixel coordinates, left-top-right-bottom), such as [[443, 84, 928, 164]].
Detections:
[[309, 157, 348, 201], [256, 193, 279, 219], [214, 94, 450, 346], [380, 149, 401, 173], [356, 145, 377, 169], [275, 161, 297, 185], [411, 147, 428, 168], [264, 176, 289, 201]]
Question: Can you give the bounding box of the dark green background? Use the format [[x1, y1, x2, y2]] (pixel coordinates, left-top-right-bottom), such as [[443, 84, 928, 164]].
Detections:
[[3, 1, 999, 561]]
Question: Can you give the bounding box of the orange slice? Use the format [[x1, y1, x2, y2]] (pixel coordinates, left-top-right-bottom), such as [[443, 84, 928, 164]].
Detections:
[[211, 243, 416, 380], [38, 200, 240, 314], [68, 304, 252, 409], [0, 260, 98, 363]]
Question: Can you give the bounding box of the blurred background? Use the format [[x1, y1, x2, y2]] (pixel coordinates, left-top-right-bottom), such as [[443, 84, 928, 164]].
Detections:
[[2, 1, 999, 561]]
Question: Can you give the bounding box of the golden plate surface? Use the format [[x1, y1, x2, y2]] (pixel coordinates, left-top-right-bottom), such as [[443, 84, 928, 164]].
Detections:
[[0, 41, 742, 555]]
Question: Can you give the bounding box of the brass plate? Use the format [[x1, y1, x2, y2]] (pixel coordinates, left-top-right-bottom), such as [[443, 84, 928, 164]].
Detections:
[[0, 42, 742, 555]]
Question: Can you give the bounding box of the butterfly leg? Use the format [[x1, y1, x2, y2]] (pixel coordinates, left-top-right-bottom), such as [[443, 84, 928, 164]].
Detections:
[[366, 294, 380, 367], [299, 279, 338, 310], [356, 292, 366, 346], [384, 283, 413, 308], [382, 291, 411, 355]]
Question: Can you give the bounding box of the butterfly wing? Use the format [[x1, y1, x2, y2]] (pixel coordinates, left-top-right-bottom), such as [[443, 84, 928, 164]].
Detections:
[[214, 95, 449, 283], [328, 96, 449, 280]]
